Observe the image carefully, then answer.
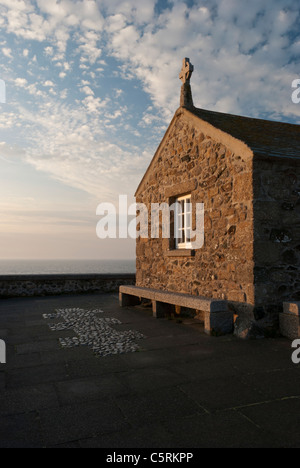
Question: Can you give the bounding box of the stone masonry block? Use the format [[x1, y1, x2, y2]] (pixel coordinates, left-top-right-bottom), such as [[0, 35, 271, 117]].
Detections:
[[279, 313, 300, 341], [205, 311, 233, 336], [283, 302, 300, 317]]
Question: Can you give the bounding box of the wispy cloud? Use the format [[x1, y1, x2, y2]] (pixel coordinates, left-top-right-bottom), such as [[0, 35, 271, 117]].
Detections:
[[0, 0, 299, 259]]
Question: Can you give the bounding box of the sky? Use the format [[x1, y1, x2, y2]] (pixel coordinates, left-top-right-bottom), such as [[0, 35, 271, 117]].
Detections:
[[0, 0, 299, 260]]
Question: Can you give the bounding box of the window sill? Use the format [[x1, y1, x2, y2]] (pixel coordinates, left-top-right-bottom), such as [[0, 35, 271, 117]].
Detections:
[[165, 249, 195, 258]]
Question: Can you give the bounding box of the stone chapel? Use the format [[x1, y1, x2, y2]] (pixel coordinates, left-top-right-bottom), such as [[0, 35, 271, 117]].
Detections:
[[122, 58, 300, 339]]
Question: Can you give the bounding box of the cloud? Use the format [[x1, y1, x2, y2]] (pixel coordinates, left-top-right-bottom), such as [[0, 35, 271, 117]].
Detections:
[[15, 77, 28, 87], [0, 113, 17, 129], [0, 0, 104, 62], [44, 46, 54, 56], [6, 93, 146, 202], [43, 80, 55, 87], [2, 47, 12, 58], [1, 0, 300, 211], [81, 95, 109, 114], [0, 0, 299, 261], [76, 30, 102, 64], [101, 0, 156, 25], [104, 0, 300, 121], [0, 142, 26, 160], [80, 85, 94, 96]]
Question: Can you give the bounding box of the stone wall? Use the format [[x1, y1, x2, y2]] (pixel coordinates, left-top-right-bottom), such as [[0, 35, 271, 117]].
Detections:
[[253, 156, 300, 332], [136, 111, 255, 333], [0, 274, 135, 298]]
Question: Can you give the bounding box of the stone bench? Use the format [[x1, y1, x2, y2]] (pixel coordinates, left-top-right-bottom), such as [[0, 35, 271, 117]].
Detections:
[[119, 285, 233, 336], [279, 302, 300, 340]]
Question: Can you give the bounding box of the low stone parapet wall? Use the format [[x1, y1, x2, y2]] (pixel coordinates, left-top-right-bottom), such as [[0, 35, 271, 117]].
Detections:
[[0, 274, 135, 298]]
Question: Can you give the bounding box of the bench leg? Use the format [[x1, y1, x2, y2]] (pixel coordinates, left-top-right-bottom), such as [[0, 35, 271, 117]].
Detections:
[[119, 292, 141, 307], [195, 310, 205, 322], [152, 301, 174, 319]]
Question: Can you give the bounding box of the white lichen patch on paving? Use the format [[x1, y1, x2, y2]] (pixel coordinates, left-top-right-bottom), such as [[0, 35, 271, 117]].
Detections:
[[43, 307, 145, 357]]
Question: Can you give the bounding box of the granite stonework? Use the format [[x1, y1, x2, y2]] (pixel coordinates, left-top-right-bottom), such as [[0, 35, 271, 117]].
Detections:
[[119, 284, 232, 335], [253, 159, 300, 336], [279, 302, 300, 340], [119, 285, 228, 312], [134, 102, 300, 339], [279, 313, 300, 341], [136, 109, 255, 338], [0, 274, 135, 298]]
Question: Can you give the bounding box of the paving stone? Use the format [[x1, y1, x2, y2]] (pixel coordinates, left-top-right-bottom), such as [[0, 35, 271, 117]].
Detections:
[[140, 333, 202, 351], [0, 372, 5, 390], [0, 293, 300, 447], [161, 412, 282, 448], [226, 342, 296, 374], [179, 376, 270, 412], [16, 340, 60, 355], [66, 355, 129, 378], [39, 347, 92, 365], [170, 357, 238, 382], [39, 400, 129, 446], [5, 352, 42, 370], [241, 369, 300, 400], [119, 367, 187, 393], [0, 412, 43, 448], [79, 423, 175, 449], [119, 347, 184, 368], [115, 387, 203, 425], [55, 375, 128, 404], [239, 398, 300, 447], [5, 363, 70, 389], [50, 441, 81, 448], [0, 384, 60, 415]]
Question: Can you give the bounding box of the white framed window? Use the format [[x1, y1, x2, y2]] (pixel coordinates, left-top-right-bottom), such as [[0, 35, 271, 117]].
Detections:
[[175, 194, 192, 249]]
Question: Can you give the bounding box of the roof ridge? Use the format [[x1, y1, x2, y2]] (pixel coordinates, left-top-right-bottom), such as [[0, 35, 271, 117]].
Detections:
[[192, 106, 300, 129]]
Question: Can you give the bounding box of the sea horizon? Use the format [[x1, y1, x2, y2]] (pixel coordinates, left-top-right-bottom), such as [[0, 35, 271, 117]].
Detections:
[[0, 259, 136, 275]]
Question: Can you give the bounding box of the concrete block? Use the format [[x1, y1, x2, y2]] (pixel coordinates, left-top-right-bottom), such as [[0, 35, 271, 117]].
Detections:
[[205, 311, 233, 336], [279, 313, 300, 341]]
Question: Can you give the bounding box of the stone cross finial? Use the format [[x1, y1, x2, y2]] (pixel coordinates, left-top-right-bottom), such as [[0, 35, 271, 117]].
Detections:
[[179, 58, 194, 84]]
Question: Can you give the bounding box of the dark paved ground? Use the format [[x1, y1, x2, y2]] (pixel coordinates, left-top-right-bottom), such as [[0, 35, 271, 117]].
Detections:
[[0, 293, 299, 448]]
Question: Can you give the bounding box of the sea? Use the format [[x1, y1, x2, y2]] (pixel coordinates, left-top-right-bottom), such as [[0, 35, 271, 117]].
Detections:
[[0, 259, 136, 275]]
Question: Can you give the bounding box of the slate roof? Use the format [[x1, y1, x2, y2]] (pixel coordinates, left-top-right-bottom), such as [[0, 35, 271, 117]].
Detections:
[[191, 107, 300, 160]]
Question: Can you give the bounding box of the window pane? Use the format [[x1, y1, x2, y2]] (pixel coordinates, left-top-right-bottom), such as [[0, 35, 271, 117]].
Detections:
[[175, 195, 192, 248], [177, 213, 183, 229], [186, 213, 191, 229], [178, 229, 184, 244], [185, 200, 191, 213]]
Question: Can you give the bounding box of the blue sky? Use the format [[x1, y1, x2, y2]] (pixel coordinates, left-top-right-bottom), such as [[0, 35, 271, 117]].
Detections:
[[0, 0, 299, 260]]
